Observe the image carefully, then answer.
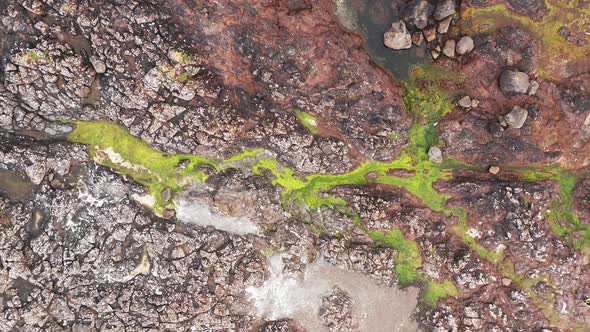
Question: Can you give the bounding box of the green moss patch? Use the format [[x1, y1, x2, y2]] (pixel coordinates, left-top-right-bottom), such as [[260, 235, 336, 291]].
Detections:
[[294, 109, 318, 135]]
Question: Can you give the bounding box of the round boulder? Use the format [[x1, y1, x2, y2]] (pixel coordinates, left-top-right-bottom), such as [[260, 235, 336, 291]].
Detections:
[[499, 70, 530, 94], [456, 36, 474, 55]]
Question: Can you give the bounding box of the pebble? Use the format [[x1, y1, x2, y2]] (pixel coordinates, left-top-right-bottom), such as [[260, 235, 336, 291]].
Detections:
[[489, 166, 500, 174], [428, 146, 443, 163], [528, 80, 539, 95], [423, 27, 437, 42], [161, 188, 172, 202]]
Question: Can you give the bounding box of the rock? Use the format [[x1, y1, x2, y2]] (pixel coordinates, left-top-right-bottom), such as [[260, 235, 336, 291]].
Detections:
[[423, 27, 437, 42], [528, 80, 539, 95], [433, 0, 455, 21], [499, 116, 508, 127], [489, 166, 500, 174], [162, 208, 176, 220], [90, 56, 106, 74], [161, 188, 172, 202], [412, 32, 424, 46], [431, 50, 440, 59], [443, 39, 456, 57], [502, 278, 512, 286], [428, 146, 443, 163], [471, 99, 480, 108], [384, 20, 412, 50], [401, 0, 433, 30], [505, 106, 528, 129], [458, 95, 471, 108], [365, 172, 378, 181], [456, 36, 474, 55], [437, 16, 452, 34], [499, 70, 530, 94]]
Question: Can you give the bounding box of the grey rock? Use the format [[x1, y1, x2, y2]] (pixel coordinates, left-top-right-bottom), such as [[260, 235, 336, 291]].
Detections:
[[423, 27, 437, 42], [437, 16, 452, 34], [528, 80, 539, 95], [433, 0, 455, 20], [428, 146, 443, 163], [402, 0, 433, 30], [443, 39, 456, 57], [499, 70, 530, 94], [489, 166, 500, 174], [505, 106, 528, 129], [456, 36, 474, 55], [161, 188, 172, 202], [458, 95, 471, 108], [384, 20, 412, 50]]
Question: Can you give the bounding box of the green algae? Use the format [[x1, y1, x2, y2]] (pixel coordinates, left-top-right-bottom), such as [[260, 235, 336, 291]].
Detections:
[[65, 64, 590, 328], [294, 109, 318, 135], [461, 0, 590, 79]]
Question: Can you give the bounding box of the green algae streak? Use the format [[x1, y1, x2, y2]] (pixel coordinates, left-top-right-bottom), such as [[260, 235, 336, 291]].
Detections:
[[67, 65, 589, 329]]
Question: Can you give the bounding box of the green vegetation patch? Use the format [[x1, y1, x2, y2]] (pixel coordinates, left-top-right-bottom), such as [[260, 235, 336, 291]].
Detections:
[[294, 109, 318, 135], [424, 280, 459, 306]]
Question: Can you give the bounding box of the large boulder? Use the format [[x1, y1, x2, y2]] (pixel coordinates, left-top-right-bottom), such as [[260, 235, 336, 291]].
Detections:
[[433, 0, 455, 21], [401, 0, 433, 30], [384, 20, 412, 50], [499, 70, 530, 94]]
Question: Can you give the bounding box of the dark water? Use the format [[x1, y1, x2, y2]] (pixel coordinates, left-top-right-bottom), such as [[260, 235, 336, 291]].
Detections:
[[0, 170, 36, 201], [336, 0, 430, 79]]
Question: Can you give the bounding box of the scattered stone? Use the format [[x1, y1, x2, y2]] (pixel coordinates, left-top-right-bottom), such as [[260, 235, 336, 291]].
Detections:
[[402, 0, 433, 30], [528, 80, 539, 95], [506, 54, 514, 66], [50, 179, 63, 190], [499, 70, 530, 94], [458, 95, 471, 108], [431, 50, 440, 59], [423, 27, 437, 42], [412, 32, 424, 46], [433, 0, 455, 20], [456, 36, 474, 55], [499, 116, 508, 127], [505, 106, 528, 129], [437, 16, 452, 34], [384, 20, 412, 50], [161, 188, 172, 202], [90, 56, 107, 74], [428, 146, 443, 163], [502, 278, 512, 286], [471, 99, 480, 108], [365, 172, 378, 181], [558, 26, 570, 38], [443, 39, 456, 57], [162, 208, 176, 220], [489, 166, 500, 174], [435, 45, 442, 52]]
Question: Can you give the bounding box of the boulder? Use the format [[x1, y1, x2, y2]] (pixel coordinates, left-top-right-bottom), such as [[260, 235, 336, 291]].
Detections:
[[458, 95, 471, 108], [384, 20, 412, 50], [428, 146, 443, 163], [499, 70, 530, 94]]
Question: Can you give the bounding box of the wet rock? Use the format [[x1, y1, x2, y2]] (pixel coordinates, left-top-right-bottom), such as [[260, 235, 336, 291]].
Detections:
[[412, 32, 424, 46], [499, 70, 530, 94], [401, 0, 433, 30], [384, 20, 412, 50], [423, 27, 437, 42], [433, 0, 455, 21], [456, 36, 474, 55], [458, 96, 472, 108], [437, 16, 452, 34], [489, 166, 500, 174], [443, 39, 456, 58], [161, 188, 172, 202], [505, 106, 528, 129], [428, 146, 443, 163]]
